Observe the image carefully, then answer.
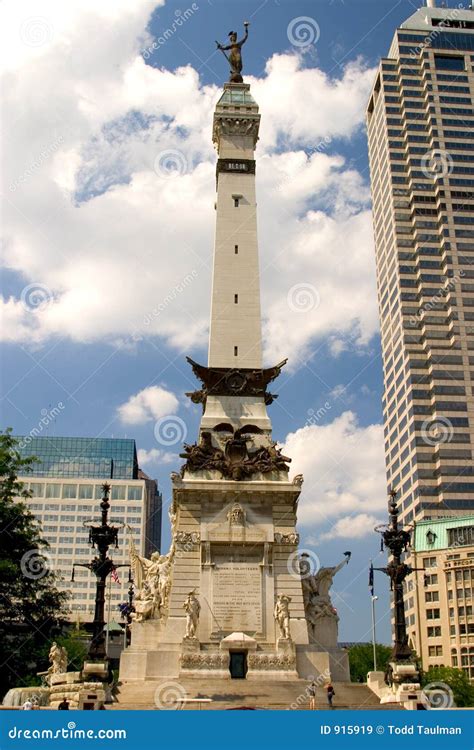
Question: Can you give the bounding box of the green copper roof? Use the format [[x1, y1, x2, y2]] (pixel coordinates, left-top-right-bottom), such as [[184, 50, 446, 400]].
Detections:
[[414, 515, 474, 552], [217, 88, 256, 106]]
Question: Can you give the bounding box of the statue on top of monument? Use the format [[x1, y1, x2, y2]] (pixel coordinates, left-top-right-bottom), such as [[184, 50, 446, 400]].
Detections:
[[216, 22, 249, 83], [183, 591, 201, 639]]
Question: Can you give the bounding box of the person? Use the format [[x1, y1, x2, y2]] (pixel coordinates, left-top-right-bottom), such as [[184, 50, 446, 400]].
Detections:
[[22, 699, 33, 710], [308, 680, 317, 711], [326, 682, 335, 708], [58, 698, 70, 710]]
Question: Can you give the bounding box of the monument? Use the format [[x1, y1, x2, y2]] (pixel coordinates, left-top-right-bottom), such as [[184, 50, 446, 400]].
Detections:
[[119, 23, 350, 689]]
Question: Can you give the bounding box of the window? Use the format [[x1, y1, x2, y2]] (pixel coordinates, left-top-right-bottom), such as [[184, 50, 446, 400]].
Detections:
[[233, 197, 240, 207], [429, 645, 443, 656], [427, 626, 442, 637], [234, 294, 238, 304], [234, 245, 238, 254], [425, 591, 439, 602], [127, 486, 143, 501], [234, 346, 238, 356], [434, 54, 465, 72], [427, 608, 440, 620], [423, 556, 437, 568], [79, 485, 93, 500], [111, 485, 126, 501], [62, 484, 78, 499], [45, 484, 61, 499], [447, 526, 474, 547], [29, 482, 44, 497]]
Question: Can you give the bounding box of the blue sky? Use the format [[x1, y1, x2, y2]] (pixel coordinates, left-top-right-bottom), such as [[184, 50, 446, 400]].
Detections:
[[2, 0, 454, 644]]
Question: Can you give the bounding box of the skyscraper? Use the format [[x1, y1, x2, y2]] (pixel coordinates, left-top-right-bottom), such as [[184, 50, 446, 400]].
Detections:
[[366, 1, 474, 669]]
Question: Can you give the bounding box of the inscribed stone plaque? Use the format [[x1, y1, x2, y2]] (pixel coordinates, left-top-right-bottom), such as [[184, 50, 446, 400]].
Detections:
[[212, 561, 262, 632]]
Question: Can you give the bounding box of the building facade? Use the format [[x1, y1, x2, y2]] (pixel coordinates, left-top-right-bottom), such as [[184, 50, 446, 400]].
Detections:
[[367, 2, 474, 525], [366, 2, 474, 671], [411, 515, 474, 680], [17, 437, 162, 621]]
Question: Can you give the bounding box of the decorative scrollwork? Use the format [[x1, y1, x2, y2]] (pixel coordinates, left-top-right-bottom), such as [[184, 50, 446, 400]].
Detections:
[[247, 653, 296, 671]]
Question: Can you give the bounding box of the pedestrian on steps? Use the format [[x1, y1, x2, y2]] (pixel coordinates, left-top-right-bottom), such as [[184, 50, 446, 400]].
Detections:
[[325, 682, 335, 708], [308, 680, 317, 710]]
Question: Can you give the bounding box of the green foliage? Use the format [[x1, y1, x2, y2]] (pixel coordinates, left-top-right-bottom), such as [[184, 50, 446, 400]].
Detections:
[[56, 629, 88, 673], [348, 643, 392, 683], [0, 430, 69, 697], [422, 666, 474, 708]]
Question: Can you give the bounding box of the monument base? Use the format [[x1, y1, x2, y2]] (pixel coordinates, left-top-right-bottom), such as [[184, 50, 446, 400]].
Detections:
[[296, 644, 350, 682], [367, 664, 424, 710]]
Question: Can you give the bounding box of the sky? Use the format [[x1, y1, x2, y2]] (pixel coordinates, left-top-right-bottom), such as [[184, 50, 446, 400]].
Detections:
[[2, 0, 460, 645]]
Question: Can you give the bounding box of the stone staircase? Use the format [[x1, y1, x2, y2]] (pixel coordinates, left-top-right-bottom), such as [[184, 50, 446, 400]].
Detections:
[[111, 678, 403, 711]]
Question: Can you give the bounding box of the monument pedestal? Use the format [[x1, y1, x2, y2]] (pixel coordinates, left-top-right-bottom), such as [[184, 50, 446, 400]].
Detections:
[[296, 644, 350, 682]]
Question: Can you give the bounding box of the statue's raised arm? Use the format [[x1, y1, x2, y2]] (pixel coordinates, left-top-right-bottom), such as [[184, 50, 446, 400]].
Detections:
[[215, 22, 250, 83]]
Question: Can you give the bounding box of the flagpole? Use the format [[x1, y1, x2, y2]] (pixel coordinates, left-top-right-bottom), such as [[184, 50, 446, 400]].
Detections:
[[105, 572, 112, 656], [369, 559, 378, 671]]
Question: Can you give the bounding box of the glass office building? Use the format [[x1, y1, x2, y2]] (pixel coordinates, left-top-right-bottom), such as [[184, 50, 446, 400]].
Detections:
[[16, 437, 162, 621], [17, 436, 139, 479]]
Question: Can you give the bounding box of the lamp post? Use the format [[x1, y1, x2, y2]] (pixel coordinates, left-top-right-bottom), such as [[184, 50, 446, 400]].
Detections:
[[371, 594, 378, 671], [373, 489, 425, 663], [71, 483, 129, 661]]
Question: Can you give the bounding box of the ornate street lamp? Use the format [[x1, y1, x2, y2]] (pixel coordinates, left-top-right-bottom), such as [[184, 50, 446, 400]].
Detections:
[[71, 483, 129, 662], [372, 489, 425, 663]]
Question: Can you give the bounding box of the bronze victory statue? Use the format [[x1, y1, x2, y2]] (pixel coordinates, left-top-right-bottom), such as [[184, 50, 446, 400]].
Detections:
[[216, 22, 249, 83]]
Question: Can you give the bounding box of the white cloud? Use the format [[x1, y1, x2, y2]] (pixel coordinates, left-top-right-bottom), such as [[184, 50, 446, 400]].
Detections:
[[283, 411, 386, 529], [118, 386, 179, 425], [1, 2, 378, 365], [137, 447, 177, 468], [319, 513, 382, 542]]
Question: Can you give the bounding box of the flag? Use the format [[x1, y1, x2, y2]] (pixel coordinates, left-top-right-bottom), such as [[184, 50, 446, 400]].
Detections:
[[111, 568, 121, 585], [369, 562, 374, 596]]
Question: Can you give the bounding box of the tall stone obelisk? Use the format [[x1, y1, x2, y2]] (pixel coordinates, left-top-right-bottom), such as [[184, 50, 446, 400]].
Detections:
[[119, 25, 349, 687]]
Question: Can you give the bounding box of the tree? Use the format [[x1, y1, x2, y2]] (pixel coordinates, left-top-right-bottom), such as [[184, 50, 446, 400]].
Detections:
[[0, 430, 69, 697], [422, 666, 474, 708], [348, 643, 392, 682]]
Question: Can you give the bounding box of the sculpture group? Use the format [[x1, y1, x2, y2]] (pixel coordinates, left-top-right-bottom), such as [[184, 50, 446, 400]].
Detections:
[[301, 553, 351, 642]]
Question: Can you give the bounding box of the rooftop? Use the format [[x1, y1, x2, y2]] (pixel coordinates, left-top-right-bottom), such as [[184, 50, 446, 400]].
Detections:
[[16, 436, 138, 480]]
